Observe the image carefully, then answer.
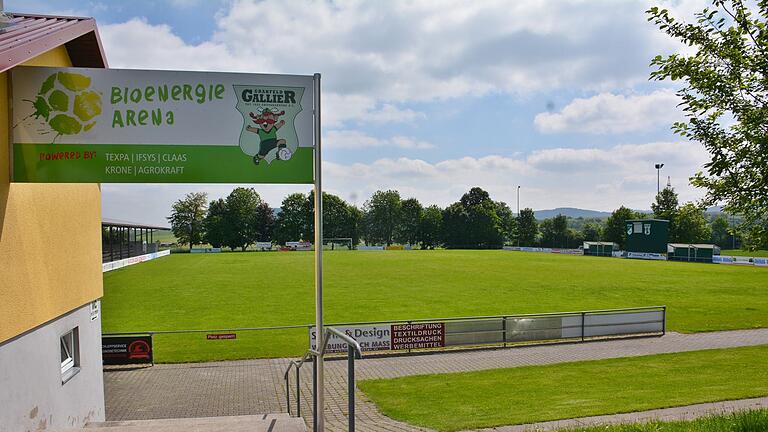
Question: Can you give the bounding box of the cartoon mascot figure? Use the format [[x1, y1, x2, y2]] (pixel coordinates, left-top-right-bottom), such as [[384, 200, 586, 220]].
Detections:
[[246, 107, 291, 165]]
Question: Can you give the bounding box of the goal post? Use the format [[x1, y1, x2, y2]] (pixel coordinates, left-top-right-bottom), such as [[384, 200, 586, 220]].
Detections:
[[323, 237, 353, 250]]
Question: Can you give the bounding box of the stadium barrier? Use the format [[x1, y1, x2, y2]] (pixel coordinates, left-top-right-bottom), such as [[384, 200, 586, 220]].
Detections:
[[626, 252, 667, 260], [102, 249, 170, 272], [103, 306, 665, 361], [713, 255, 768, 267], [503, 246, 584, 255]]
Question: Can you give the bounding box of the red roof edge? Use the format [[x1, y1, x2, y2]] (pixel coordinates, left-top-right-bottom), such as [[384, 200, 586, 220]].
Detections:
[[0, 13, 108, 73]]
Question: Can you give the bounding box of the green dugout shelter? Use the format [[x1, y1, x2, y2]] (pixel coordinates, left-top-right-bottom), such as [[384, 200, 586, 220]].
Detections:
[[626, 219, 669, 254], [667, 243, 721, 263], [583, 241, 618, 257]]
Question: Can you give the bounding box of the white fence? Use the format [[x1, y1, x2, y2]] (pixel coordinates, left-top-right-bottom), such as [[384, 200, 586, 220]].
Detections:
[[102, 249, 171, 272], [309, 306, 665, 354]]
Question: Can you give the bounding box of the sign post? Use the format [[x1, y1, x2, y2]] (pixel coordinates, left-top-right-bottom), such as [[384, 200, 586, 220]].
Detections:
[[312, 73, 325, 432], [12, 66, 326, 429]]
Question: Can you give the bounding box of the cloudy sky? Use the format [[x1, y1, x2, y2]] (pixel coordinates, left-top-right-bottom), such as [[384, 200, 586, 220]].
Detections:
[[13, 0, 711, 225]]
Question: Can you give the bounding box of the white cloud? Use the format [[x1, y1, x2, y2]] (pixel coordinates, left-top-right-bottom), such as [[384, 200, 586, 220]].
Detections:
[[322, 94, 425, 128], [100, 18, 246, 72], [101, 1, 692, 110], [534, 89, 682, 134], [323, 141, 709, 211], [325, 130, 435, 150]]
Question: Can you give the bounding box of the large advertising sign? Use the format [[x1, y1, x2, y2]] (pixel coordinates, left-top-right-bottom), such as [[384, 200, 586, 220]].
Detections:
[[309, 323, 446, 354], [310, 325, 392, 354], [11, 67, 315, 184]]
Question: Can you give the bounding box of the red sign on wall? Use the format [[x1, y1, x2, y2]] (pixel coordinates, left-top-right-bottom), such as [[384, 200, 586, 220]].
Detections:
[[102, 335, 153, 365], [391, 323, 445, 350], [206, 333, 237, 340]]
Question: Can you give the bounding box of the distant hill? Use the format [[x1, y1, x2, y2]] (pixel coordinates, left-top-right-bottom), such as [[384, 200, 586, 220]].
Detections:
[[534, 206, 723, 220], [534, 207, 611, 220]]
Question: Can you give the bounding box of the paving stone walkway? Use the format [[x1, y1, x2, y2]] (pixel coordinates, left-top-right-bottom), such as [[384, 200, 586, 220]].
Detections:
[[104, 328, 768, 431]]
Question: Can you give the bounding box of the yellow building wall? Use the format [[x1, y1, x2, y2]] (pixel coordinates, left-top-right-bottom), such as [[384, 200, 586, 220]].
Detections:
[[0, 46, 103, 343]]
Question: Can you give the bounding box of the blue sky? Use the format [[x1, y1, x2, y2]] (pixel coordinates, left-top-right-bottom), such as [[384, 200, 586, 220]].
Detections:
[[9, 0, 711, 225]]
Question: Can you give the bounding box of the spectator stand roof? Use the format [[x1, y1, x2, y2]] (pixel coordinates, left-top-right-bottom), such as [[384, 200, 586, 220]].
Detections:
[[102, 217, 170, 231]]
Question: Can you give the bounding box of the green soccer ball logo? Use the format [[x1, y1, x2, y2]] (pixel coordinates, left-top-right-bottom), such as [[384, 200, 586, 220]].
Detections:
[[29, 72, 102, 137]]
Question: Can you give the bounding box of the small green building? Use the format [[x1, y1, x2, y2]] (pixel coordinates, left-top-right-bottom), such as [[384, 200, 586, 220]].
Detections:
[[625, 219, 669, 254], [583, 241, 618, 257], [667, 243, 721, 263]]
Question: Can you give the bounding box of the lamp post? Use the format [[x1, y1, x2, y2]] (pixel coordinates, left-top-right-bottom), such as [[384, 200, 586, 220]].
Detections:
[[654, 163, 664, 195], [517, 186, 521, 247]]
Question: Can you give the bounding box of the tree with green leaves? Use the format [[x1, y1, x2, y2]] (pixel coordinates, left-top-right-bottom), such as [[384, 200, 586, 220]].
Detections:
[[203, 198, 227, 248], [648, 1, 768, 249], [418, 205, 443, 249], [517, 208, 538, 247], [396, 198, 423, 246], [582, 222, 603, 242], [274, 193, 309, 244], [254, 202, 275, 242], [494, 201, 517, 244], [364, 190, 402, 245], [674, 203, 712, 243], [652, 187, 679, 223], [441, 202, 468, 248], [347, 205, 364, 248], [540, 214, 568, 248], [224, 187, 261, 251], [442, 187, 504, 249], [306, 191, 356, 244], [605, 206, 636, 249], [566, 228, 585, 249], [168, 192, 208, 251], [710, 214, 731, 248]]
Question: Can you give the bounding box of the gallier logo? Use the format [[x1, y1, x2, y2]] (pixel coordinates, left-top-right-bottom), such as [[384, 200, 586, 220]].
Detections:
[[234, 85, 304, 166]]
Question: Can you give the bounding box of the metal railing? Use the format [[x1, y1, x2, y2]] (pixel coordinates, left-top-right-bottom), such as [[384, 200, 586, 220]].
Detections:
[[102, 306, 666, 363], [284, 327, 362, 432]]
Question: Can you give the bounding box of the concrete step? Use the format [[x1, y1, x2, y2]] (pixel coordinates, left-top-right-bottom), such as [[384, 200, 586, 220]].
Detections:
[[58, 414, 306, 432]]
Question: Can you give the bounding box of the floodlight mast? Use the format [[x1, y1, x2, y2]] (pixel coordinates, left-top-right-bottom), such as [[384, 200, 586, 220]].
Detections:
[[517, 185, 521, 247], [313, 73, 325, 432], [654, 163, 664, 196]]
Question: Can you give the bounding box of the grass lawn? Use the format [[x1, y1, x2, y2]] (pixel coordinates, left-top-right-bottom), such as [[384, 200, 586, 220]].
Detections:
[[569, 409, 768, 432], [101, 250, 768, 361], [358, 345, 768, 432], [722, 249, 768, 258]]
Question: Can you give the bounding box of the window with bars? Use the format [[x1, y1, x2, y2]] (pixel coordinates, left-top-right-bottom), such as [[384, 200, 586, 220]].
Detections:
[[60, 327, 80, 383]]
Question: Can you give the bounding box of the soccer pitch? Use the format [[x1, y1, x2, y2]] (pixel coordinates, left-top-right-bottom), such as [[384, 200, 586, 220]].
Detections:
[[102, 250, 768, 362]]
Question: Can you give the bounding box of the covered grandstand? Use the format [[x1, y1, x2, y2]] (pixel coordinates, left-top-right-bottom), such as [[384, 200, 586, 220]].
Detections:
[[102, 218, 172, 263]]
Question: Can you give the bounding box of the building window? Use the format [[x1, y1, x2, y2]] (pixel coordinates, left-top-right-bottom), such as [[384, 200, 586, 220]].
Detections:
[[60, 327, 80, 383]]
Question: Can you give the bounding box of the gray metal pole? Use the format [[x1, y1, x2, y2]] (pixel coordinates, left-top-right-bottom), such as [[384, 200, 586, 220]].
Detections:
[[313, 73, 325, 432], [348, 345, 355, 432], [313, 357, 318, 432], [296, 366, 301, 417], [517, 186, 520, 247]]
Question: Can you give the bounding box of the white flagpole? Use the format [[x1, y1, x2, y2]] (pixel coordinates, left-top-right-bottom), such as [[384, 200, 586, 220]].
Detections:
[[312, 72, 325, 432]]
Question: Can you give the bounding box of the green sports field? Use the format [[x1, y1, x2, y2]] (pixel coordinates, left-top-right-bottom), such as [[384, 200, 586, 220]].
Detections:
[[359, 345, 768, 431], [101, 250, 768, 362], [571, 409, 768, 432]]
